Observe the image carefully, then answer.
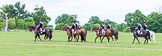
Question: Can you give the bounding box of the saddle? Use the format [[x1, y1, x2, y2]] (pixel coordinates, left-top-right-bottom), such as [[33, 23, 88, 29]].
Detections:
[[98, 29, 105, 36], [70, 29, 76, 36], [136, 30, 144, 37], [37, 27, 45, 34]]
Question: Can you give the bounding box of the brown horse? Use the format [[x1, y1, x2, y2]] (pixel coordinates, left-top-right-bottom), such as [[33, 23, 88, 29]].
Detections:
[[62, 25, 87, 42], [129, 26, 150, 44], [94, 29, 111, 43], [28, 25, 53, 41], [92, 25, 118, 42]]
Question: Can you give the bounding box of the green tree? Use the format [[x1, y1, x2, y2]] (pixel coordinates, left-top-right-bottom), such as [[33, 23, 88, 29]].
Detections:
[[55, 14, 76, 25], [32, 6, 51, 26], [14, 2, 29, 20], [24, 17, 35, 29], [0, 4, 15, 31], [88, 16, 102, 24], [103, 19, 117, 28], [55, 23, 64, 30], [125, 10, 146, 26], [0, 19, 5, 30], [146, 12, 162, 32], [16, 19, 25, 29], [8, 18, 16, 29], [83, 23, 92, 31]]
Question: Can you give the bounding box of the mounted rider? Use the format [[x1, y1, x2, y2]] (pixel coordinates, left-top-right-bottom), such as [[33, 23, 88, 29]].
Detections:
[[107, 22, 111, 29], [143, 22, 147, 31], [137, 22, 143, 35], [71, 21, 77, 35], [37, 19, 44, 34], [100, 22, 106, 36], [76, 21, 80, 29]]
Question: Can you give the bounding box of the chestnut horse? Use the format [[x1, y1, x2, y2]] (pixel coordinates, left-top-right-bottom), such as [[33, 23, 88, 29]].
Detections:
[[94, 29, 111, 43], [92, 25, 118, 42], [62, 26, 87, 42]]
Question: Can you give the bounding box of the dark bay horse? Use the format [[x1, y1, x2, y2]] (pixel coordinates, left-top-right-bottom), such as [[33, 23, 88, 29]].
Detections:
[[28, 25, 53, 41], [92, 25, 118, 42], [62, 26, 87, 42], [94, 29, 111, 43], [129, 26, 150, 44]]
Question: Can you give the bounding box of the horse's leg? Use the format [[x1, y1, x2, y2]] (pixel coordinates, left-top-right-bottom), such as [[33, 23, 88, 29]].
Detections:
[[44, 34, 47, 40], [146, 37, 149, 44], [111, 36, 114, 41], [144, 39, 146, 44], [34, 34, 37, 41], [94, 36, 98, 43], [74, 35, 77, 42], [132, 37, 135, 44], [115, 36, 119, 43], [67, 36, 71, 42], [101, 36, 104, 43], [99, 36, 102, 43], [144, 36, 147, 44], [134, 34, 140, 44], [106, 37, 110, 43], [77, 35, 79, 42], [71, 36, 73, 42], [38, 35, 42, 41], [136, 37, 140, 44]]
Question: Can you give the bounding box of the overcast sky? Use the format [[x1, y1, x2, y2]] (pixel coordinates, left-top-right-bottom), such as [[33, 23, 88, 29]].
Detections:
[[1, 0, 162, 27]]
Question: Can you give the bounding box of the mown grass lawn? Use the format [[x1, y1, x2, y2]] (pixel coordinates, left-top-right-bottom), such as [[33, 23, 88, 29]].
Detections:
[[0, 30, 162, 56]]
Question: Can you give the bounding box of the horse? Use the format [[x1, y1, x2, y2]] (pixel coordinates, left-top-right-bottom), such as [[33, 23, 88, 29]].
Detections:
[[62, 25, 87, 42], [92, 25, 118, 42], [94, 29, 111, 43], [28, 25, 53, 41], [129, 26, 150, 44]]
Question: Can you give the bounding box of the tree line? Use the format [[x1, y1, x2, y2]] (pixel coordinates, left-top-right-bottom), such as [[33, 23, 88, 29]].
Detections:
[[0, 2, 51, 31], [0, 2, 162, 32], [55, 10, 162, 33]]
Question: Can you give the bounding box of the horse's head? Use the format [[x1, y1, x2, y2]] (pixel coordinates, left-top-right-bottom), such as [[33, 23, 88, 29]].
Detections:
[[62, 25, 70, 31], [129, 26, 136, 33], [28, 25, 36, 32], [91, 25, 99, 32]]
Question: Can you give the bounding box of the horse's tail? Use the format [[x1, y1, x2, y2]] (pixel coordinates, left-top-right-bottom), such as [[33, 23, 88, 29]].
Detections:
[[115, 31, 119, 40], [80, 31, 84, 41], [49, 29, 53, 40], [151, 31, 156, 43], [80, 29, 87, 42]]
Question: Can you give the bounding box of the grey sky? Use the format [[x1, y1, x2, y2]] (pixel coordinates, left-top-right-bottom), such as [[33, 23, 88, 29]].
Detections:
[[1, 0, 162, 27]]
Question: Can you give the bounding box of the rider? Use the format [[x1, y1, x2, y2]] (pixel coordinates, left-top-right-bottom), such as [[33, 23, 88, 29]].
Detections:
[[71, 21, 76, 35], [76, 21, 80, 29], [143, 22, 147, 31], [107, 22, 111, 29], [137, 22, 143, 35], [37, 19, 44, 34], [100, 22, 106, 35]]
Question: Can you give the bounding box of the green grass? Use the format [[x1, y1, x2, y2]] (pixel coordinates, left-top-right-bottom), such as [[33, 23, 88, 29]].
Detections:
[[0, 30, 162, 56]]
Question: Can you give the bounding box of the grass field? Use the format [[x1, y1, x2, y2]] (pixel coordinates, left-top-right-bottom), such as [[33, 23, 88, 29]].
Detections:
[[0, 30, 162, 56]]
